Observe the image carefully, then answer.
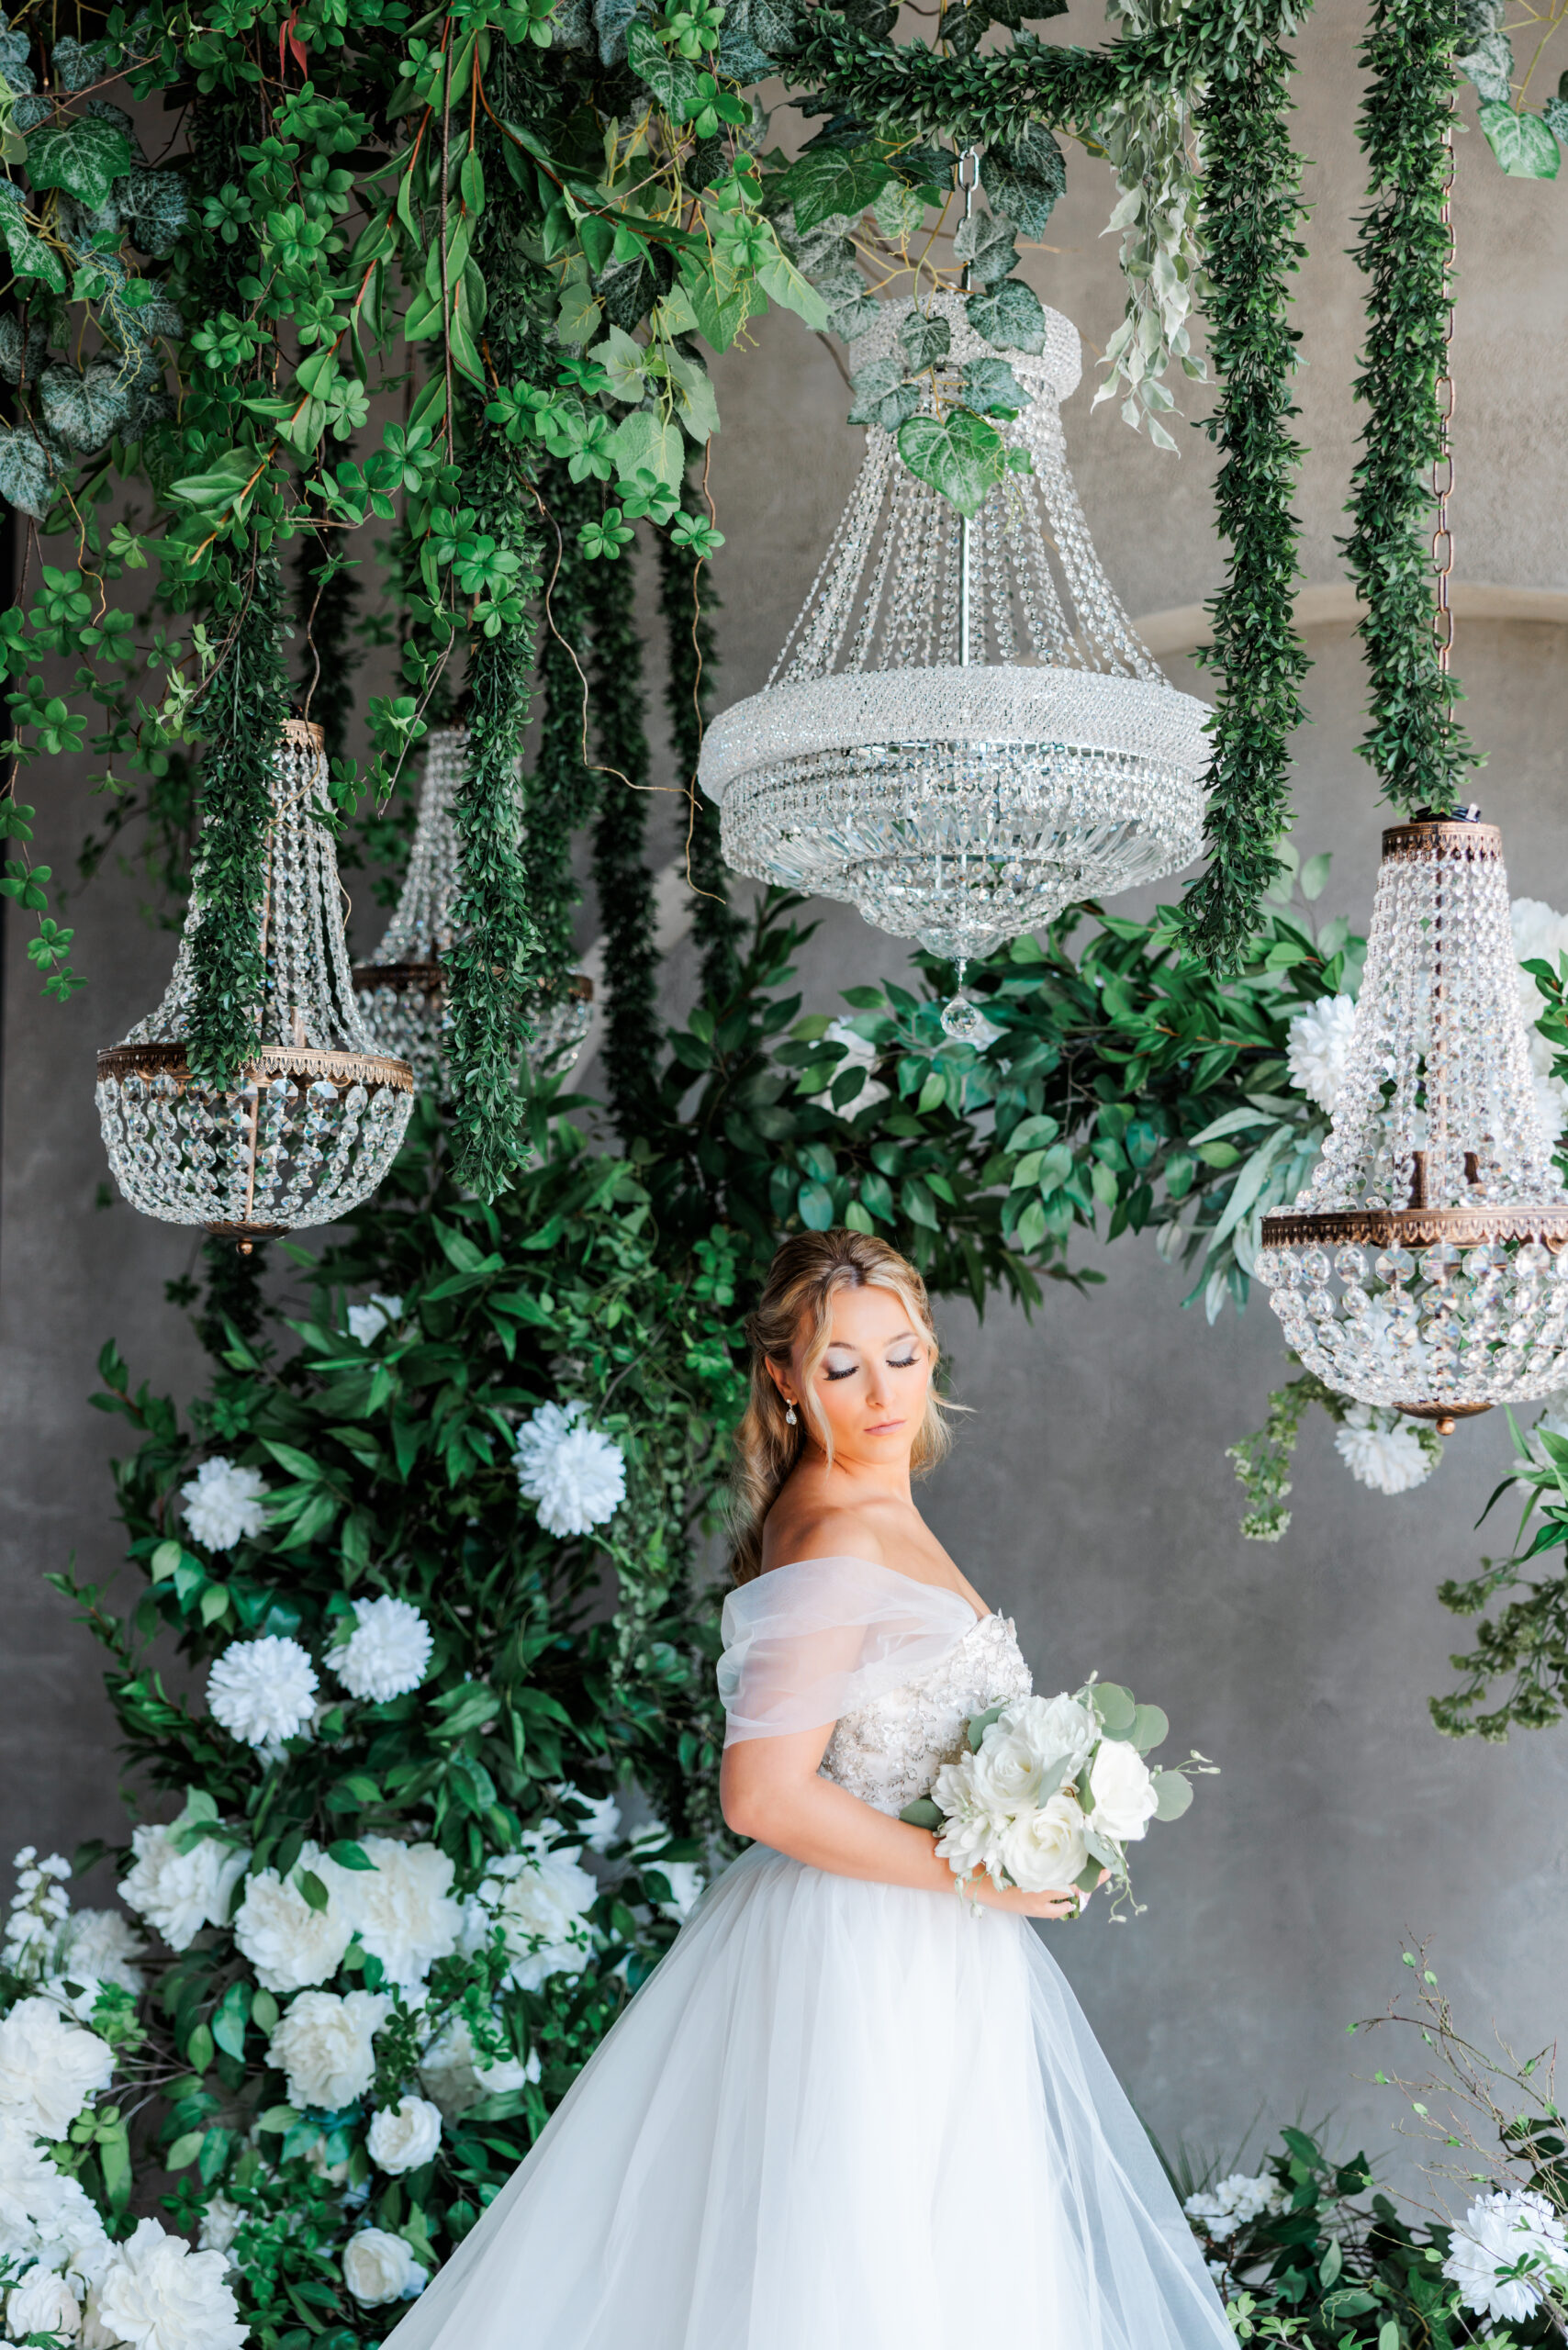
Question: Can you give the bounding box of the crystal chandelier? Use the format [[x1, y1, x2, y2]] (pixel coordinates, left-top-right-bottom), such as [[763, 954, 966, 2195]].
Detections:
[[1254, 813, 1568, 1432], [697, 287, 1212, 1035], [95, 720, 415, 1247], [353, 724, 593, 1095]]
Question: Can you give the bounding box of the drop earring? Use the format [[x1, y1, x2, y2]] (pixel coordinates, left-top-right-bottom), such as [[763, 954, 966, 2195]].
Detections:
[[785, 1402, 797, 1426]]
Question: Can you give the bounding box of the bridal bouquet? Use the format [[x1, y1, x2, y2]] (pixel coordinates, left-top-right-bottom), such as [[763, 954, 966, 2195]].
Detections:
[[900, 1678, 1213, 1919]]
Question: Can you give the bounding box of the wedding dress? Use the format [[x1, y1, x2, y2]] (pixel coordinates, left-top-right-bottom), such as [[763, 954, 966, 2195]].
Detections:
[[385, 1555, 1233, 2350]]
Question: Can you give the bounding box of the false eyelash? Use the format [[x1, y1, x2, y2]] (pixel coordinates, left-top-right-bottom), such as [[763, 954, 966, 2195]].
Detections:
[[823, 1365, 856, 1381], [888, 1355, 918, 1369]]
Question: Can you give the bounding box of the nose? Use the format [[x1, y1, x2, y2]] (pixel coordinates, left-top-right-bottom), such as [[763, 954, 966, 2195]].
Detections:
[[863, 1360, 891, 1409]]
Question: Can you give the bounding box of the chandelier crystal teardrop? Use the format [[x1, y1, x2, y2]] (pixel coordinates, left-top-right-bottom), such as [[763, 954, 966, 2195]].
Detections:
[[95, 720, 415, 1245], [353, 725, 594, 1095], [697, 292, 1213, 1035], [1254, 813, 1568, 1431]]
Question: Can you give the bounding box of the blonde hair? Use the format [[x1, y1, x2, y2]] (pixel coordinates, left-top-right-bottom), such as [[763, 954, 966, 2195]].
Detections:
[[729, 1228, 952, 1583]]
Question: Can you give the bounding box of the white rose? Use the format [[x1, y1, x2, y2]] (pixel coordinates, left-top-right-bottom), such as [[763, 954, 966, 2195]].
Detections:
[[997, 1692, 1098, 1778], [418, 2015, 536, 2122], [366, 2095, 442, 2176], [56, 1910, 147, 1995], [7, 2266, 82, 2341], [233, 1848, 353, 1993], [119, 1819, 249, 1954], [95, 2217, 247, 2350], [968, 1723, 1054, 1816], [994, 1793, 1089, 1894], [1086, 1739, 1160, 1843], [342, 2227, 427, 2306], [0, 1998, 115, 2138], [334, 1840, 462, 1990], [267, 1990, 390, 2112], [465, 1831, 596, 1991], [346, 1293, 404, 1346]]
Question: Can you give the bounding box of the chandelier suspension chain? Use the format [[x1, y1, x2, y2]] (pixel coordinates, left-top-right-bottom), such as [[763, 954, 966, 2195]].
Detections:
[[1432, 88, 1456, 716], [956, 146, 980, 674]]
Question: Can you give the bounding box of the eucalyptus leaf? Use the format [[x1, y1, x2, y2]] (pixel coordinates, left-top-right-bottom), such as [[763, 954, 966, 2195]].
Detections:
[[966, 1701, 1005, 1751], [1151, 1770, 1194, 1821], [898, 1796, 944, 1829], [1129, 1703, 1169, 1754], [1091, 1682, 1137, 1735]]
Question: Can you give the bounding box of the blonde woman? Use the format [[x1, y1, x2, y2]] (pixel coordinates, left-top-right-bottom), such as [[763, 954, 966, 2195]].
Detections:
[[387, 1228, 1232, 2350]]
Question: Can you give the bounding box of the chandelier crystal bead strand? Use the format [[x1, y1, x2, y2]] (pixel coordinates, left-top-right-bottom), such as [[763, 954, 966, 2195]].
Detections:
[[698, 289, 1213, 1037], [95, 720, 416, 1245], [1254, 813, 1568, 1430]]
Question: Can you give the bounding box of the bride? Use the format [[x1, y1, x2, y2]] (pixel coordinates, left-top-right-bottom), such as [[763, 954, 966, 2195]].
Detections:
[[386, 1228, 1233, 2350]]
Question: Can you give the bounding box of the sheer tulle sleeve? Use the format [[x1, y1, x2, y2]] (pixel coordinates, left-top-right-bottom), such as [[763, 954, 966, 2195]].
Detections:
[[717, 1556, 976, 1744]]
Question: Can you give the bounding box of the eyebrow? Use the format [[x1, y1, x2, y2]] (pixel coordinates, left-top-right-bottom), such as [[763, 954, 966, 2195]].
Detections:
[[824, 1329, 917, 1351]]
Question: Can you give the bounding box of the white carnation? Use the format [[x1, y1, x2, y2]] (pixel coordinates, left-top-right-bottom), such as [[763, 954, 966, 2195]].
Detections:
[[342, 2226, 427, 2307], [57, 1909, 147, 1995], [1511, 898, 1568, 1143], [1443, 2188, 1568, 2324], [553, 1782, 621, 1854], [119, 1819, 249, 1953], [1334, 1404, 1434, 1496], [627, 1824, 705, 1922], [233, 1848, 353, 1994], [334, 1839, 462, 1990], [267, 1990, 390, 2112], [0, 2113, 112, 2285], [196, 2196, 243, 2256], [347, 1293, 404, 1345], [7, 2264, 82, 2339], [365, 2095, 442, 2176], [1085, 1739, 1159, 1843], [417, 2015, 536, 2122], [993, 1791, 1090, 1894], [0, 1998, 115, 2137], [513, 1402, 626, 1539], [332, 1595, 432, 1704], [1285, 992, 1358, 1116], [179, 1456, 269, 1551], [95, 2215, 247, 2350], [809, 1019, 890, 1116], [465, 1830, 597, 1990], [207, 1635, 319, 1750]]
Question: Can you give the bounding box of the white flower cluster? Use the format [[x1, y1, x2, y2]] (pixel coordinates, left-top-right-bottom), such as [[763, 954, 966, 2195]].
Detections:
[[1442, 2187, 1568, 2323], [513, 1401, 626, 1539], [463, 1825, 599, 1991], [1284, 993, 1358, 1117], [1511, 898, 1568, 1144], [179, 1455, 270, 1551], [2, 1850, 71, 1979], [0, 1998, 114, 2138], [4, 1849, 149, 2025], [1184, 2170, 1288, 2242], [929, 1691, 1164, 1898], [119, 1806, 249, 1953], [332, 1595, 432, 1703], [268, 1988, 392, 2109], [236, 1835, 463, 1998], [347, 1292, 405, 1345], [1334, 1404, 1436, 1497], [418, 2013, 540, 2123], [207, 1635, 319, 1752]]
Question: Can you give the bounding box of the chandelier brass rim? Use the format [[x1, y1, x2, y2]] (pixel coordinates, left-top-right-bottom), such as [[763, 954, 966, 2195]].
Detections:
[[1260, 1207, 1568, 1252], [95, 1039, 415, 1092], [1380, 816, 1501, 858]]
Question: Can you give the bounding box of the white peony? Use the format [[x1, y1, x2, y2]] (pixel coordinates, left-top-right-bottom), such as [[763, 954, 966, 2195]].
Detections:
[[179, 1456, 270, 1551], [418, 2014, 536, 2122], [994, 1792, 1090, 1894], [1443, 2188, 1568, 2323], [1086, 1739, 1160, 1843], [997, 1692, 1099, 1782], [513, 1402, 626, 1539], [553, 1782, 621, 1854], [342, 2227, 427, 2306], [365, 2095, 442, 2176], [1334, 1405, 1434, 1496], [1511, 899, 1568, 1142], [207, 1635, 319, 1750], [1285, 992, 1358, 1116], [0, 2113, 112, 2286], [810, 1020, 890, 1116], [196, 2196, 243, 2256], [465, 1830, 597, 1991], [334, 1840, 462, 1990], [95, 2215, 247, 2350], [267, 1990, 390, 2112], [332, 1595, 432, 1704], [347, 1293, 404, 1345], [6, 2266, 82, 2340], [233, 1848, 353, 1994], [119, 1819, 249, 1953], [627, 1825, 705, 1922], [56, 1908, 147, 1995], [1184, 2170, 1286, 2241], [0, 1998, 115, 2138]]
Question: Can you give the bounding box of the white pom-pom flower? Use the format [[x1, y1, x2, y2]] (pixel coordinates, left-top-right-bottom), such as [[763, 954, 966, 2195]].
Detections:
[[513, 1402, 626, 1539], [463, 1828, 598, 1990], [365, 2095, 442, 2176], [95, 2215, 247, 2350], [1443, 2187, 1568, 2323], [119, 1818, 249, 1954], [417, 2014, 537, 2121], [0, 1997, 115, 2136], [233, 1846, 353, 1994], [1285, 993, 1358, 1116], [267, 1990, 390, 2111], [347, 1292, 405, 1346], [57, 1908, 147, 1995], [1334, 1405, 1434, 1496], [207, 1635, 319, 1751], [342, 2226, 427, 2306], [334, 1838, 462, 1989], [179, 1457, 270, 1551], [332, 1595, 433, 1703]]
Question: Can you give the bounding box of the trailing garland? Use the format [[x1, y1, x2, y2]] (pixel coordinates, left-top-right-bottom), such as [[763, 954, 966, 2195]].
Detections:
[[656, 514, 742, 1004], [589, 539, 663, 1142], [524, 463, 600, 981]]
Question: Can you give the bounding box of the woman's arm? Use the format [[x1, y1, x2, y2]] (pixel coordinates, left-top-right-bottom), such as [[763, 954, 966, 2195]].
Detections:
[[721, 1722, 1081, 1921]]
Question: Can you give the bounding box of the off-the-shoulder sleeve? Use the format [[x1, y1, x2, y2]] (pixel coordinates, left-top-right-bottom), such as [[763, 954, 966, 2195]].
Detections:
[[716, 1556, 976, 1744]]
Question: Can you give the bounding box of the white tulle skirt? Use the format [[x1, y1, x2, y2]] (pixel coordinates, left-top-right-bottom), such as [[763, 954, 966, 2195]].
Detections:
[[384, 1843, 1233, 2350]]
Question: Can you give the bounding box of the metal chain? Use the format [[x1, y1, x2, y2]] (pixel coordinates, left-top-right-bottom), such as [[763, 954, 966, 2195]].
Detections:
[[1431, 90, 1456, 713]]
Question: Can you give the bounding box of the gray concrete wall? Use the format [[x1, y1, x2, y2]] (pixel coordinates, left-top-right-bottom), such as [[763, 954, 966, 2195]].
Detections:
[[4, 0, 1567, 2188]]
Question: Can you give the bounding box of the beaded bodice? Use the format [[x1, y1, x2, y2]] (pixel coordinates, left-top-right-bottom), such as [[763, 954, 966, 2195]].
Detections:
[[818, 1613, 1032, 1816]]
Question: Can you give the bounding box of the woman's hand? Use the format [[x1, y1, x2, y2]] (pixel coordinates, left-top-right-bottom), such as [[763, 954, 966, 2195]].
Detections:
[[968, 1868, 1109, 1920]]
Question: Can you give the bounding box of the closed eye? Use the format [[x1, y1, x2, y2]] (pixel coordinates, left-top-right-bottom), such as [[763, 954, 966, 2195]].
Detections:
[[888, 1354, 919, 1369], [823, 1363, 857, 1382]]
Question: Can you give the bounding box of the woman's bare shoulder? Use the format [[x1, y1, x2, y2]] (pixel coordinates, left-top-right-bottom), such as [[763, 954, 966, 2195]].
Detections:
[[756, 1501, 890, 1574]]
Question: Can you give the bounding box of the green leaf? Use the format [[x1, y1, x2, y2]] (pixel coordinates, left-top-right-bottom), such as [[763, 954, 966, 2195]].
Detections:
[[797, 1178, 835, 1229], [1479, 101, 1561, 176], [898, 1796, 944, 1829], [1092, 1682, 1137, 1735], [607, 408, 687, 493], [896, 407, 1010, 518], [1130, 1703, 1169, 1753], [1299, 851, 1331, 901], [625, 22, 704, 118], [756, 241, 831, 331], [777, 146, 893, 232], [1151, 1770, 1194, 1821], [964, 277, 1047, 354], [326, 1839, 377, 1870], [26, 118, 134, 207], [211, 1979, 252, 2060], [0, 202, 67, 296], [297, 1869, 330, 1912], [165, 2128, 206, 2170]]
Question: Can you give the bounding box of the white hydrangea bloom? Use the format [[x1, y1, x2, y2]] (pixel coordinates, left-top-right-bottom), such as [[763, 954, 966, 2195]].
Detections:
[[119, 1819, 249, 1953], [207, 1635, 319, 1750], [334, 1839, 462, 1989], [342, 2226, 427, 2306], [57, 1908, 147, 1995], [347, 1292, 405, 1345], [1, 1850, 72, 1981], [513, 1402, 626, 1539], [1285, 993, 1358, 1116], [0, 1998, 115, 2137], [233, 1846, 353, 1994], [0, 2111, 113, 2286], [267, 1990, 390, 2112], [179, 1456, 270, 1551], [1510, 898, 1568, 1143], [1184, 2170, 1287, 2241], [365, 2095, 442, 2176], [1443, 2187, 1568, 2323], [1334, 1405, 1434, 1496], [553, 1782, 621, 1855], [628, 1824, 705, 1922], [95, 2215, 247, 2350], [332, 1595, 433, 1703], [418, 2013, 537, 2122], [809, 1020, 890, 1116], [7, 2264, 83, 2340], [463, 1828, 597, 1990]]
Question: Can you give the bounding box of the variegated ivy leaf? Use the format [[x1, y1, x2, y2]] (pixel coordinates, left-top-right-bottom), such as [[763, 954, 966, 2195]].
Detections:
[[11, 92, 50, 131], [775, 144, 893, 235], [0, 187, 66, 293], [846, 355, 918, 432], [0, 422, 54, 519], [39, 358, 134, 453], [960, 354, 1028, 417], [896, 406, 1019, 519], [0, 312, 46, 384], [964, 275, 1047, 355], [1456, 28, 1514, 104], [547, 0, 594, 48], [26, 115, 134, 207], [588, 323, 649, 405], [951, 206, 1016, 289], [51, 35, 111, 89], [115, 166, 189, 259], [898, 307, 950, 372], [1479, 100, 1560, 177], [873, 182, 929, 245], [980, 126, 1066, 240], [666, 351, 719, 441], [0, 12, 32, 87], [592, 0, 644, 66]]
